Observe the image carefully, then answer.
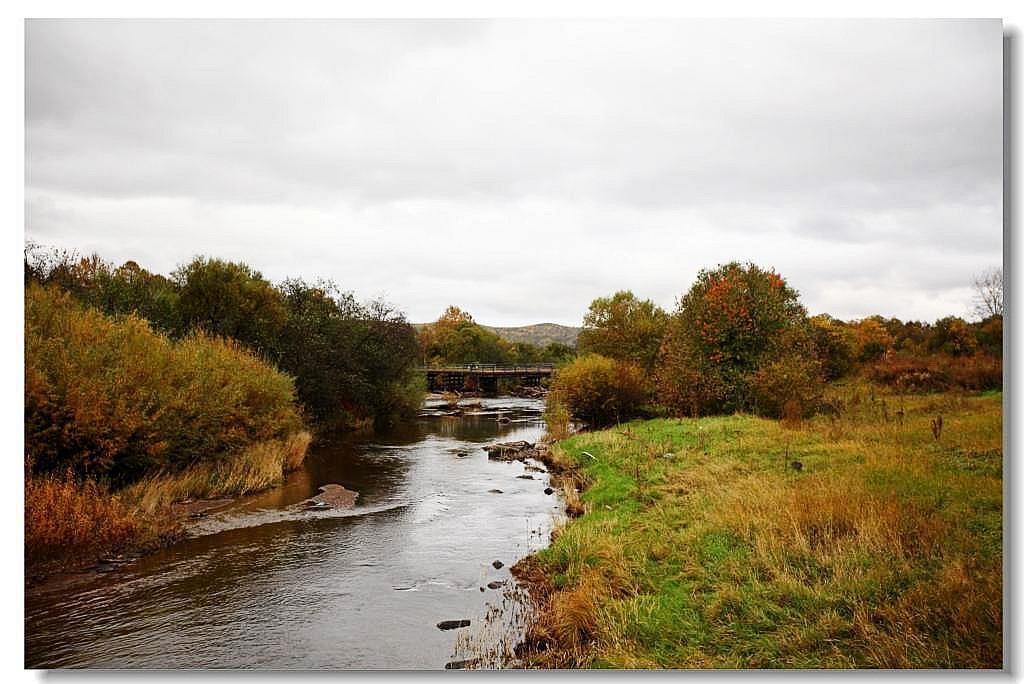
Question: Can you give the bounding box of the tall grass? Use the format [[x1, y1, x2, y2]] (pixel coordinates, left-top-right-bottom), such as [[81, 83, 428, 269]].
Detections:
[[126, 431, 312, 513], [517, 384, 1002, 668]]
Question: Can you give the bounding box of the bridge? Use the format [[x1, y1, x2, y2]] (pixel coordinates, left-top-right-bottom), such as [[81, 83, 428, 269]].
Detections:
[[422, 363, 555, 394]]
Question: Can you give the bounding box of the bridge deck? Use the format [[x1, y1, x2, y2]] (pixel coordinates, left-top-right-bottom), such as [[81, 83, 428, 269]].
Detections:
[[421, 364, 555, 376]]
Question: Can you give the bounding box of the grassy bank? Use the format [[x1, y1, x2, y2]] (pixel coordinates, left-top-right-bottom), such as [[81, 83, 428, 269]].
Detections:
[[515, 384, 1002, 668]]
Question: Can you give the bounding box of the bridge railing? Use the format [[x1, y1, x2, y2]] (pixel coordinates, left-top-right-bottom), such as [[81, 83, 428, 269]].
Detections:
[[419, 363, 556, 373]]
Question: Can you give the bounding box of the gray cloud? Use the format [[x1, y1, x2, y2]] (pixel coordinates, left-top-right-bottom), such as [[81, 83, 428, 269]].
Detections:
[[25, 19, 1002, 325]]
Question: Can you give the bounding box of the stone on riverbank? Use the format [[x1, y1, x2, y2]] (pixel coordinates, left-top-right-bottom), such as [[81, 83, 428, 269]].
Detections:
[[483, 440, 538, 462]]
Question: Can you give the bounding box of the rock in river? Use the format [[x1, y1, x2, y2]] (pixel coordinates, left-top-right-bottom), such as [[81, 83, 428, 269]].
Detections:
[[437, 620, 471, 631], [492, 560, 504, 569], [301, 484, 359, 510], [483, 440, 538, 462]]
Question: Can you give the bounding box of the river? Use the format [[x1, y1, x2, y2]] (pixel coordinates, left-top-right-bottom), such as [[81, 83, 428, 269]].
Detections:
[[25, 396, 561, 669]]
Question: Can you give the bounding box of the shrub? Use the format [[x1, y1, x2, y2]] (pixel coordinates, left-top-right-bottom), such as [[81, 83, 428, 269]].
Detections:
[[25, 470, 141, 565], [656, 262, 814, 416], [25, 283, 304, 484], [544, 394, 572, 440], [748, 355, 825, 419], [550, 354, 648, 427], [865, 353, 1002, 392]]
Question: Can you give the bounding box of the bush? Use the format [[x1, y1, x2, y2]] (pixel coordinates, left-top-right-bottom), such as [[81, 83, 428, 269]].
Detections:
[[549, 354, 648, 427], [656, 262, 815, 416], [25, 284, 305, 484], [748, 355, 825, 420], [865, 353, 1002, 392]]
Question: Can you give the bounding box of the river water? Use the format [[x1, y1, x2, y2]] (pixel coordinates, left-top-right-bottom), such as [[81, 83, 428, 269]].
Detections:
[[25, 397, 561, 669]]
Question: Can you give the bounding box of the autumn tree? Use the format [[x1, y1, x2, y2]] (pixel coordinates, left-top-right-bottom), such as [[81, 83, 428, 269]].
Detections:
[[655, 262, 821, 416], [418, 306, 511, 365], [577, 290, 668, 371], [849, 317, 894, 362]]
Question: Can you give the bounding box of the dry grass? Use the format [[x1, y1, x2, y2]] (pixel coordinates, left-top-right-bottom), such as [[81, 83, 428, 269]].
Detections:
[[25, 471, 144, 566], [518, 382, 1002, 668], [125, 431, 312, 513]]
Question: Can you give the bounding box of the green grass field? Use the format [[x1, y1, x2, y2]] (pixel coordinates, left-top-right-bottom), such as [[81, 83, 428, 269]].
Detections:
[[517, 384, 1002, 668]]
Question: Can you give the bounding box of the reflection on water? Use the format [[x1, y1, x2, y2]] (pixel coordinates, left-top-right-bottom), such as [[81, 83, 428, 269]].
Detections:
[[25, 397, 562, 669]]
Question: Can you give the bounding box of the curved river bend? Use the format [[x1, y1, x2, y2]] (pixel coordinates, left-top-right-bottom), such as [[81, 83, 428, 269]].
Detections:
[[26, 397, 561, 669]]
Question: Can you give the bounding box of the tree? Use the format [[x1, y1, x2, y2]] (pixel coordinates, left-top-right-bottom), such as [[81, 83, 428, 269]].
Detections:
[[849, 317, 894, 362], [929, 316, 978, 357], [418, 306, 511, 365], [656, 262, 819, 416], [809, 314, 855, 381], [973, 267, 1003, 319], [577, 291, 668, 371], [173, 257, 288, 357]]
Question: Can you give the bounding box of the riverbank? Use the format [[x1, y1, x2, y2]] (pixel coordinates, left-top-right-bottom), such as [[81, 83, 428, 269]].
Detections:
[[512, 384, 1002, 668], [25, 431, 314, 582]]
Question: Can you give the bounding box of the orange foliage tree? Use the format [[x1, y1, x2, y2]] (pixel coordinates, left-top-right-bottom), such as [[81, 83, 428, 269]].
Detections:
[[656, 262, 822, 416]]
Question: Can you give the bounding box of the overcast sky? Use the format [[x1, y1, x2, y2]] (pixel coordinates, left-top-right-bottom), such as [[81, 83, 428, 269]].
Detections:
[[26, 19, 1002, 326]]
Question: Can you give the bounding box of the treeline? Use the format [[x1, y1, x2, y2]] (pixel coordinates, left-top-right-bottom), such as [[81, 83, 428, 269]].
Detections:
[[551, 262, 1003, 428], [25, 243, 424, 430], [418, 305, 575, 366]]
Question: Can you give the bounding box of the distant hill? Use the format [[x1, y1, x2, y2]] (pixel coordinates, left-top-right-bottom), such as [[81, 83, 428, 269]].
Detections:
[[413, 322, 580, 348], [483, 323, 580, 348]]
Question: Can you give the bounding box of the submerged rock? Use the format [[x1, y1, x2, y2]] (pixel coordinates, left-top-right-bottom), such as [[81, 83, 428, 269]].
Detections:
[[516, 474, 534, 480], [488, 489, 504, 494], [544, 487, 555, 495], [486, 580, 506, 590]]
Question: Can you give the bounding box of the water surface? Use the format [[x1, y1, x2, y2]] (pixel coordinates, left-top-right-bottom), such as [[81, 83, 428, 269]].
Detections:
[[25, 397, 561, 669]]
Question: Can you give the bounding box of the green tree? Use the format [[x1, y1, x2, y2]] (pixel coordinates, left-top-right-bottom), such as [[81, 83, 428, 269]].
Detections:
[[577, 290, 668, 371], [173, 257, 287, 357], [809, 314, 855, 381]]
